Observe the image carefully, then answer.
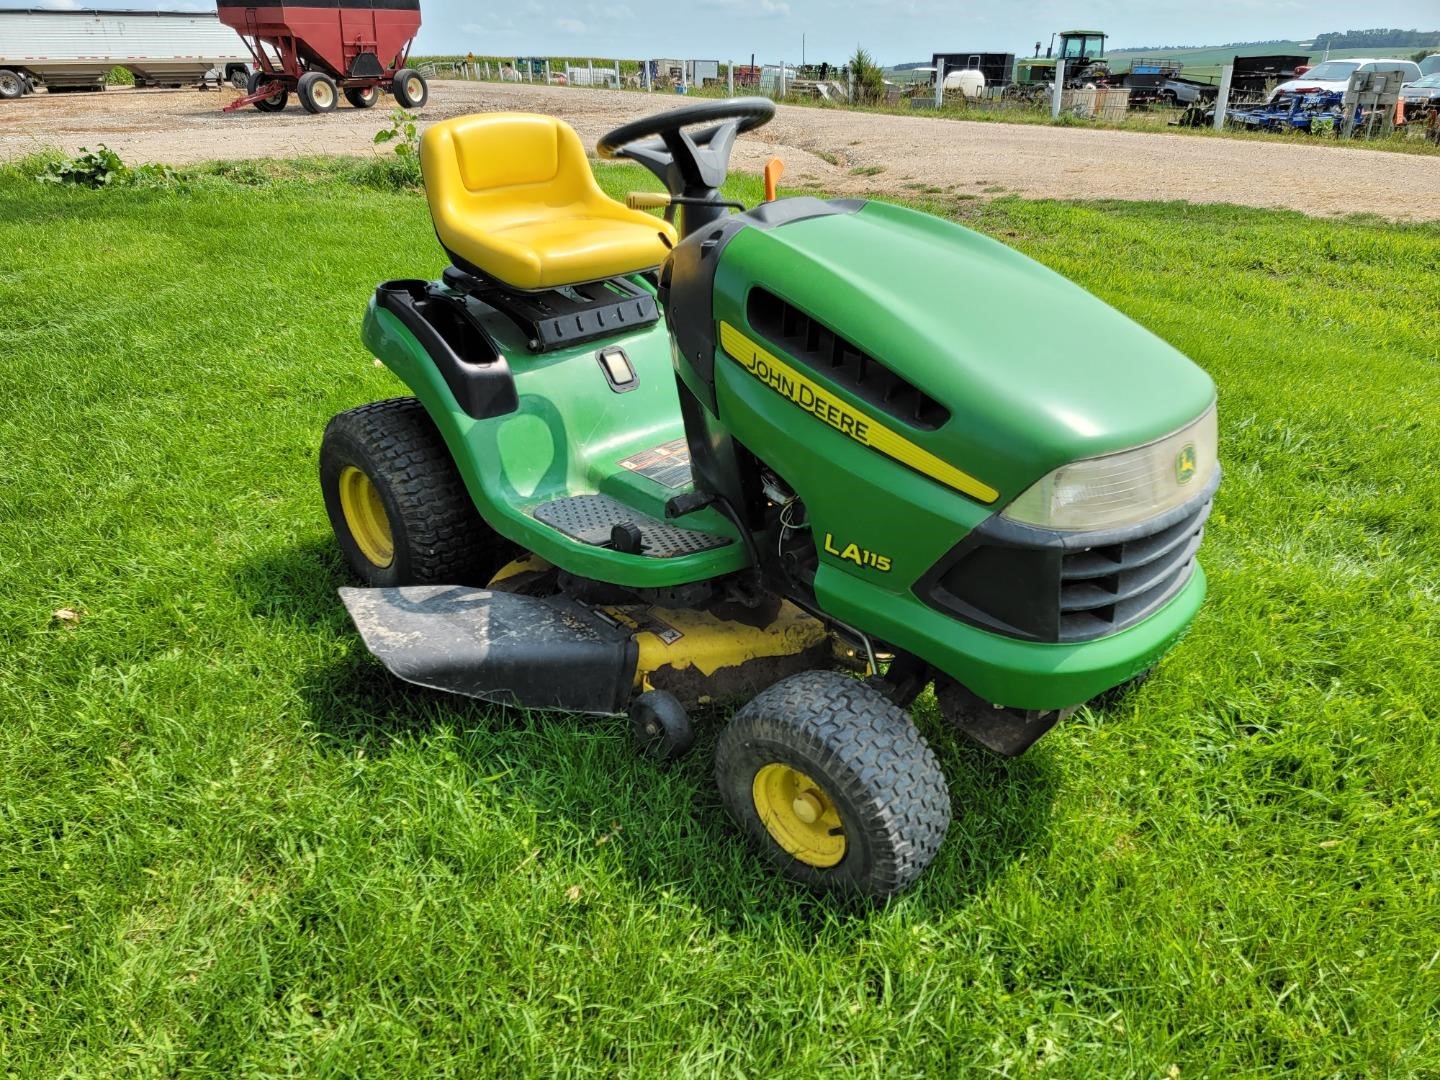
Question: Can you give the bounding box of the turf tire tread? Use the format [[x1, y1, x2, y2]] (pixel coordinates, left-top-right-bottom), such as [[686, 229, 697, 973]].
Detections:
[[320, 397, 510, 586], [715, 670, 950, 899]]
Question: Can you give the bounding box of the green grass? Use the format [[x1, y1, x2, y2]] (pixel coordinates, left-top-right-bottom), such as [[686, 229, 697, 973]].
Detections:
[[2, 157, 1439, 1076]]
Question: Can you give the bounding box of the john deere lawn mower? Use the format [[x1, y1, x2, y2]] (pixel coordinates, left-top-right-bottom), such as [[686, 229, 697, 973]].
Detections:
[[318, 98, 1219, 898]]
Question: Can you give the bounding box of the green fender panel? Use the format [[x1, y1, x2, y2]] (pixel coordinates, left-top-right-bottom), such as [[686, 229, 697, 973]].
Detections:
[[361, 295, 750, 588]]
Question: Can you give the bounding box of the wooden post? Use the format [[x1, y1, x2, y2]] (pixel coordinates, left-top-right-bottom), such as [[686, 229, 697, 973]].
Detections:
[[544, 59, 551, 85], [1050, 59, 1065, 118], [778, 60, 785, 98], [614, 59, 620, 88], [727, 60, 734, 96], [935, 58, 945, 108], [1213, 64, 1234, 130]]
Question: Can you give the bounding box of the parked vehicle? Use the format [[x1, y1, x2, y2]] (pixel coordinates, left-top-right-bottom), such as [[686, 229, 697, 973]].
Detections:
[[217, 0, 425, 115], [1419, 55, 1440, 77], [0, 8, 248, 97], [1156, 79, 1206, 105], [1267, 58, 1422, 102], [1400, 73, 1440, 106]]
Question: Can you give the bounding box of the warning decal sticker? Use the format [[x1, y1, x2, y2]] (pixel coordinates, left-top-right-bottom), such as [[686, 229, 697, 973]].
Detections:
[[617, 438, 693, 489]]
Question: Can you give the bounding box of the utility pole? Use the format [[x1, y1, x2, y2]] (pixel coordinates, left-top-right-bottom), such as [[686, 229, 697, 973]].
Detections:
[[802, 33, 805, 70]]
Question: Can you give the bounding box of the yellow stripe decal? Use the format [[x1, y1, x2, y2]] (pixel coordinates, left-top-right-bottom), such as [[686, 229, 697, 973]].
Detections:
[[718, 321, 999, 503]]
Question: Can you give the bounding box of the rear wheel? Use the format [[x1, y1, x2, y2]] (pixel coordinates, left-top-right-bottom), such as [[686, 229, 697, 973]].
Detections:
[[392, 68, 428, 108], [320, 398, 512, 587], [0, 69, 24, 99], [344, 84, 380, 109], [228, 66, 248, 91], [715, 670, 950, 899], [297, 71, 338, 114], [246, 69, 288, 112]]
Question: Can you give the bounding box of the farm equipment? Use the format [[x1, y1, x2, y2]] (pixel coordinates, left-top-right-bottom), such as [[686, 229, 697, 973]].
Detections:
[[217, 0, 426, 114], [1010, 31, 1224, 107], [1228, 90, 1347, 133], [319, 99, 1220, 898]]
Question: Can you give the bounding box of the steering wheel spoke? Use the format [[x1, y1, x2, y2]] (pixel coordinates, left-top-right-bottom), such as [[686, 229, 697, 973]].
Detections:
[[596, 97, 776, 236]]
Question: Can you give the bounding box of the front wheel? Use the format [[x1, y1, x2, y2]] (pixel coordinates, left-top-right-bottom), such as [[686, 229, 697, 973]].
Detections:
[[0, 69, 24, 99], [246, 69, 288, 112], [392, 68, 428, 109], [319, 398, 512, 587], [715, 671, 950, 899], [297, 71, 338, 114]]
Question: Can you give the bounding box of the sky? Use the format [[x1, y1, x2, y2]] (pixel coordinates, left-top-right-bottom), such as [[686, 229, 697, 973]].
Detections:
[[26, 0, 1438, 63]]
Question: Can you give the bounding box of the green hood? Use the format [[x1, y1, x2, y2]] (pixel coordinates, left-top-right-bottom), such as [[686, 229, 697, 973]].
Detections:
[[713, 199, 1216, 502]]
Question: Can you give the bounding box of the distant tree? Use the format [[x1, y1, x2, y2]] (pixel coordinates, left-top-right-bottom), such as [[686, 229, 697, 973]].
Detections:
[[1313, 28, 1440, 49]]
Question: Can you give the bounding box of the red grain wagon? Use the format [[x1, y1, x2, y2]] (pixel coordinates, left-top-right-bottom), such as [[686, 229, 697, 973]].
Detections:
[[218, 0, 427, 115]]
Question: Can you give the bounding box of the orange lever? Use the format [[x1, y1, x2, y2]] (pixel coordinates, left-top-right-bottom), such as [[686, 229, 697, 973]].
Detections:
[[763, 157, 785, 202]]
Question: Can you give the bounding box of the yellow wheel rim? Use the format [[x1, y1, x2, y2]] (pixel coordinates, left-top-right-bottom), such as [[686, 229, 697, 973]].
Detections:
[[314, 80, 334, 108], [752, 763, 846, 868], [338, 465, 394, 568], [405, 76, 423, 100]]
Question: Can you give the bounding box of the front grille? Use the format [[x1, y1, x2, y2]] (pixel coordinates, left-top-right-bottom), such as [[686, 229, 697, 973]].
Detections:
[[918, 480, 1215, 644], [1056, 501, 1209, 641]]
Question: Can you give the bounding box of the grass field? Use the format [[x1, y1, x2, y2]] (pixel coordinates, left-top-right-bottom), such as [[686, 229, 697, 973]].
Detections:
[[2, 157, 1439, 1076]]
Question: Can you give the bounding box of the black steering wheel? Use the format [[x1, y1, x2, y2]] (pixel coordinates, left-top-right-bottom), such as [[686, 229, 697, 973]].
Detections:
[[596, 98, 775, 231]]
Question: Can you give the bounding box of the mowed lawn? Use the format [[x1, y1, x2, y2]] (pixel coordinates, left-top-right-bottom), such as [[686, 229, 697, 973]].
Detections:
[[2, 158, 1438, 1077]]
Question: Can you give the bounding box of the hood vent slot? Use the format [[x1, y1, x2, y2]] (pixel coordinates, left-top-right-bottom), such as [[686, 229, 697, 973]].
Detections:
[[747, 288, 950, 431]]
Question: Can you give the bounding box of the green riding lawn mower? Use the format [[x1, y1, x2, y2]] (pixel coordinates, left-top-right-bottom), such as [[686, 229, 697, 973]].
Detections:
[[318, 98, 1219, 899]]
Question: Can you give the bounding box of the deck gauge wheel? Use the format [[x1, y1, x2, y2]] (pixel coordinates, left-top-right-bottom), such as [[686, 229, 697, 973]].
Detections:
[[630, 690, 695, 762]]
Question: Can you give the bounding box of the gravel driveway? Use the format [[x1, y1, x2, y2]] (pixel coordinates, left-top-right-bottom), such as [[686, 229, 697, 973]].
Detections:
[[3, 80, 1436, 220]]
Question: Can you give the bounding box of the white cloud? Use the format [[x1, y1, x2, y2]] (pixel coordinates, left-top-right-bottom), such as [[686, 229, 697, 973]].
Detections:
[[555, 17, 589, 33], [36, 0, 80, 8]]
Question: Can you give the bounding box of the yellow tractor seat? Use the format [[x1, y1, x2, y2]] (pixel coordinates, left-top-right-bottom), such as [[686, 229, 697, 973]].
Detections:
[[420, 112, 679, 292]]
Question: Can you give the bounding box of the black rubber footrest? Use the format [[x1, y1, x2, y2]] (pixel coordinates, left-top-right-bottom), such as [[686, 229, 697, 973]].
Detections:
[[532, 494, 731, 558]]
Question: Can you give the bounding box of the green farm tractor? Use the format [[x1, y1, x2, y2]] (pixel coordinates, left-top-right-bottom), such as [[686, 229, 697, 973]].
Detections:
[[319, 99, 1219, 898], [1016, 29, 1111, 89]]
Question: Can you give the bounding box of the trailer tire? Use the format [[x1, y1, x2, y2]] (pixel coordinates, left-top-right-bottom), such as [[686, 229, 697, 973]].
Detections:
[[392, 68, 428, 108], [344, 85, 380, 109], [0, 69, 23, 100], [246, 69, 288, 112], [227, 65, 249, 90], [297, 71, 338, 113]]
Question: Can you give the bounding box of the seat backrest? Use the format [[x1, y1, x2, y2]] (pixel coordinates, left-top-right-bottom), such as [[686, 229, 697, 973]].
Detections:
[[421, 112, 599, 226]]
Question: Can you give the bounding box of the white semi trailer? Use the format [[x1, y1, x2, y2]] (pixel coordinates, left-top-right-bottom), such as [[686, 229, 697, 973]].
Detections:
[[0, 8, 249, 99]]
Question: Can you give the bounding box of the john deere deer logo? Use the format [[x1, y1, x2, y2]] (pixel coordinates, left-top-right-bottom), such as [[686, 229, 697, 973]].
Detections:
[[1176, 443, 1198, 485]]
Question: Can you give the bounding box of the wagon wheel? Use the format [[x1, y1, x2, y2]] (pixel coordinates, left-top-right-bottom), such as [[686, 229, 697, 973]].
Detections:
[[297, 71, 338, 114], [344, 85, 380, 109], [392, 68, 428, 109], [246, 69, 288, 112]]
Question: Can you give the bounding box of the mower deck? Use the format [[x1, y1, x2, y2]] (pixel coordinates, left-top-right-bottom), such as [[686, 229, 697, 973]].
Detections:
[[341, 574, 832, 715]]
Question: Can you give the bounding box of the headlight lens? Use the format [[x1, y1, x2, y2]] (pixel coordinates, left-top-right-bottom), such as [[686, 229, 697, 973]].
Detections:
[[1002, 402, 1218, 532]]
